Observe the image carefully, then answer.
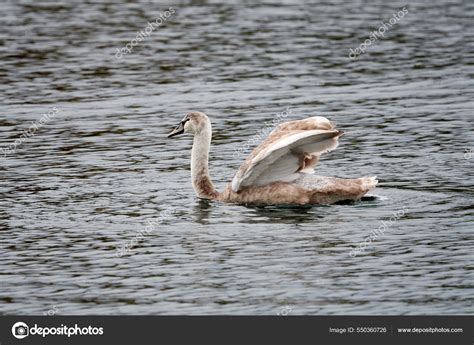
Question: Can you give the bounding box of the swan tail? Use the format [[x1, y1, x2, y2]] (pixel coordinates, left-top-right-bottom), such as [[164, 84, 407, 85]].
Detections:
[[360, 176, 378, 191], [303, 175, 378, 204]]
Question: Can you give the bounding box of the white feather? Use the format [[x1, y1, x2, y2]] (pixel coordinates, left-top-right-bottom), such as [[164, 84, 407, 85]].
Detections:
[[232, 130, 340, 192]]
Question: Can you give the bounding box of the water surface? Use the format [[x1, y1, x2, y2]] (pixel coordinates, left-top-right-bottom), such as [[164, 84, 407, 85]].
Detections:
[[0, 0, 473, 315]]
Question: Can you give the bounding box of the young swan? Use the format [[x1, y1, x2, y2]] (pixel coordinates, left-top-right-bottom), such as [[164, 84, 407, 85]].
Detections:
[[167, 111, 377, 205]]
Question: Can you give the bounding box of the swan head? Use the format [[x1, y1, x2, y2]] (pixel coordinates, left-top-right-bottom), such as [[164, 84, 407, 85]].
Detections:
[[167, 111, 211, 138]]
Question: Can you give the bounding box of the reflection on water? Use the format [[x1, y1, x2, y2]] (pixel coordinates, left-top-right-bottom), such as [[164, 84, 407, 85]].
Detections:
[[0, 0, 473, 315], [193, 199, 214, 225]]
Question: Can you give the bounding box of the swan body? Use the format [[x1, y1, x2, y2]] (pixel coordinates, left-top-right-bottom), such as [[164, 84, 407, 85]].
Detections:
[[167, 112, 377, 205]]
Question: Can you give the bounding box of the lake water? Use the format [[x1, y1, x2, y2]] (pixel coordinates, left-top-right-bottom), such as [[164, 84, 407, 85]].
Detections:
[[0, 0, 473, 315]]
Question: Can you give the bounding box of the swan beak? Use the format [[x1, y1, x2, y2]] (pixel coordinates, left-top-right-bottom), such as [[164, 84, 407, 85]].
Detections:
[[167, 122, 185, 138]]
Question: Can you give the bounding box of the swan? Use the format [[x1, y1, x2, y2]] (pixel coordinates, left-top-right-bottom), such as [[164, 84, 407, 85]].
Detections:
[[167, 111, 377, 205]]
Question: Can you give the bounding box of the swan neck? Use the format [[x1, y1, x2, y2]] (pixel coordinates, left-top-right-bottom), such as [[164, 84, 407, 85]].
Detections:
[[191, 129, 218, 199]]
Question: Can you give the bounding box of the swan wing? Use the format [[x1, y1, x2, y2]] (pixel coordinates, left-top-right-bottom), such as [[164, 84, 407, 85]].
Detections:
[[232, 124, 342, 192]]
